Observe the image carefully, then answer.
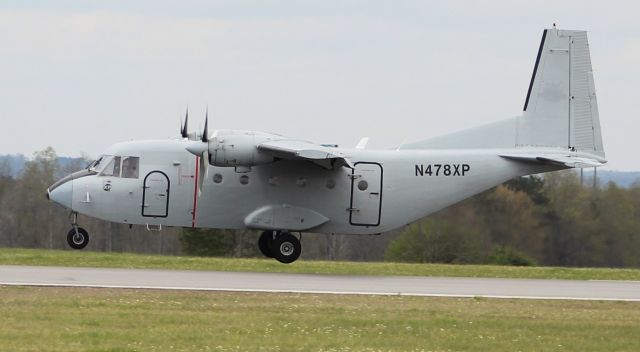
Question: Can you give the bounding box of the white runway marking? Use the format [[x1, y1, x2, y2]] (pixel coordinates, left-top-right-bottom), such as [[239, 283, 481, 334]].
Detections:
[[1, 265, 640, 301]]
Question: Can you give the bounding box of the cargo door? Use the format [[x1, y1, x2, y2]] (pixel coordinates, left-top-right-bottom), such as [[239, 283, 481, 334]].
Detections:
[[348, 162, 383, 226]]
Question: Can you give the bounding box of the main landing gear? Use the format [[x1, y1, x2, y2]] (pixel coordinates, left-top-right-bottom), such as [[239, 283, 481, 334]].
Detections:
[[259, 230, 302, 264], [67, 212, 89, 250]]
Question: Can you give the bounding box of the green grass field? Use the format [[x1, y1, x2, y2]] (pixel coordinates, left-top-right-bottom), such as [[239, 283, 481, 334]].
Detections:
[[0, 286, 639, 351], [2, 248, 640, 280]]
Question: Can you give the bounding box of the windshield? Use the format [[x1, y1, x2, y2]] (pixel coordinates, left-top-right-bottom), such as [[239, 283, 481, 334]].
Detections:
[[88, 155, 112, 172]]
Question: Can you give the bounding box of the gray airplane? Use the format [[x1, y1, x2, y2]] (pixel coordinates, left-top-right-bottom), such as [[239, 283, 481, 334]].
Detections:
[[47, 27, 605, 263]]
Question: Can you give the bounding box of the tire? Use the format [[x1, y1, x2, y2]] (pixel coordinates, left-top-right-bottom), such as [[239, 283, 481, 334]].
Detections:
[[67, 227, 89, 250], [258, 230, 274, 258], [272, 232, 301, 264]]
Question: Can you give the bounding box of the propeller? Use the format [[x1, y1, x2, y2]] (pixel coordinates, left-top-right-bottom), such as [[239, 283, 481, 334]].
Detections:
[[202, 110, 209, 143], [185, 109, 210, 195], [180, 108, 189, 138]]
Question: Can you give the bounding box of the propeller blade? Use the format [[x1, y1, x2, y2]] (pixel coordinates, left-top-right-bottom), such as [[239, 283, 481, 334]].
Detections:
[[198, 150, 209, 196], [202, 108, 209, 142], [181, 108, 189, 138]]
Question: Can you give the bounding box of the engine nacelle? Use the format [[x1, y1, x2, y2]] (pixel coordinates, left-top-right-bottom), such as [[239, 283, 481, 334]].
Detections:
[[208, 131, 275, 167]]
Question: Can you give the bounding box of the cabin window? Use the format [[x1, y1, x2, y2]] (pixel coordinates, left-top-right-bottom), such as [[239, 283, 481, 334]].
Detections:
[[122, 157, 140, 179], [101, 156, 121, 177], [268, 176, 279, 186], [239, 175, 249, 185], [213, 173, 223, 183], [326, 179, 336, 189]]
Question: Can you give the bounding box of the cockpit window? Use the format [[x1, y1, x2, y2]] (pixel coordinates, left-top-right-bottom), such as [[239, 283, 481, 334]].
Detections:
[[101, 156, 121, 177], [122, 157, 139, 179]]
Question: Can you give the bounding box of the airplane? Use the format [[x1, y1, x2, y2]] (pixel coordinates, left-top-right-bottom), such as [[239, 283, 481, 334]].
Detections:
[[47, 27, 605, 263]]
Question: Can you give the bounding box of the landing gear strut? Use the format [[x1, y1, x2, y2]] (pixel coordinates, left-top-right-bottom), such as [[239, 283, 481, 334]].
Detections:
[[258, 230, 301, 264], [67, 212, 89, 250]]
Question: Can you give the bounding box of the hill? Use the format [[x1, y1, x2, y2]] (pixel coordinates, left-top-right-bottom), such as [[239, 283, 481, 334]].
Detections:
[[0, 154, 87, 178]]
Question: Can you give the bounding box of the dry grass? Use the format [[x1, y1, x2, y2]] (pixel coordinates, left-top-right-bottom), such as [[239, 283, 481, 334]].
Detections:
[[2, 248, 640, 281], [0, 286, 639, 351]]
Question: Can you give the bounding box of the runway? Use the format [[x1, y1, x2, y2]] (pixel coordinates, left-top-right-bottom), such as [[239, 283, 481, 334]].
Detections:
[[1, 265, 639, 301]]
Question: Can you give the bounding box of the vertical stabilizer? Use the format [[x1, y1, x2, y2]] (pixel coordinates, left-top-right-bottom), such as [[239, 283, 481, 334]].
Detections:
[[518, 28, 604, 158]]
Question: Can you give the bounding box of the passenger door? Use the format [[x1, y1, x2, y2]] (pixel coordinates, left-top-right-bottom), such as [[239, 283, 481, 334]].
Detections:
[[142, 171, 170, 217]]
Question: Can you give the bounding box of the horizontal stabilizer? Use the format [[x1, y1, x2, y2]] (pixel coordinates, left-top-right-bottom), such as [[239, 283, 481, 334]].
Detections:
[[500, 152, 606, 168]]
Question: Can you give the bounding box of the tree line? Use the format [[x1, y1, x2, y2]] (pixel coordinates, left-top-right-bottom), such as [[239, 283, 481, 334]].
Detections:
[[1, 147, 639, 267], [387, 173, 640, 267], [0, 147, 182, 255]]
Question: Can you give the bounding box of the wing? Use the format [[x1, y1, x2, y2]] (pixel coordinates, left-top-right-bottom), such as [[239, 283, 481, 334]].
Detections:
[[258, 139, 354, 169]]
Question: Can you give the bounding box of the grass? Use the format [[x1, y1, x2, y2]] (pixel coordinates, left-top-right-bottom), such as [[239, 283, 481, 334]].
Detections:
[[0, 286, 639, 351], [2, 247, 640, 281]]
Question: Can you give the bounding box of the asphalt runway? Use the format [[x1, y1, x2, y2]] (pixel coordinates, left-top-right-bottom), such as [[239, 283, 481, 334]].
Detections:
[[1, 265, 639, 301]]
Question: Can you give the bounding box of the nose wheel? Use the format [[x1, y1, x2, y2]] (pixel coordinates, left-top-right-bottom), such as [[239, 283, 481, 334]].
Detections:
[[258, 230, 301, 264], [67, 227, 89, 249], [66, 212, 89, 250]]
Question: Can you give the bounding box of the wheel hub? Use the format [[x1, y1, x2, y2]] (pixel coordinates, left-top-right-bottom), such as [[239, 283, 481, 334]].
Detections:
[[280, 242, 294, 256], [72, 233, 84, 244]]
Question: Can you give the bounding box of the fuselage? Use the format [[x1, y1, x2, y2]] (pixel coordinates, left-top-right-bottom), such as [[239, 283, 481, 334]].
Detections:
[[47, 138, 558, 235]]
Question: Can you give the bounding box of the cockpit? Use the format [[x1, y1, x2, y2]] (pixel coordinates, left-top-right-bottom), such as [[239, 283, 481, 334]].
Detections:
[[88, 155, 140, 179]]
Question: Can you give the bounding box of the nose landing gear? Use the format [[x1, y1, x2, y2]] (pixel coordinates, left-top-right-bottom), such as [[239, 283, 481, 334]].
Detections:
[[66, 212, 89, 250], [258, 230, 301, 264]]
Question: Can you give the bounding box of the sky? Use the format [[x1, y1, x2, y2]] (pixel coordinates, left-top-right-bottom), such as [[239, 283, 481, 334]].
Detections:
[[1, 0, 638, 170]]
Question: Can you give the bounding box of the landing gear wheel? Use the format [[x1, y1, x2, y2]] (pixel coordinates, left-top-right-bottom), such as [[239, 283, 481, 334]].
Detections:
[[67, 227, 89, 250], [272, 232, 301, 264], [258, 231, 274, 258]]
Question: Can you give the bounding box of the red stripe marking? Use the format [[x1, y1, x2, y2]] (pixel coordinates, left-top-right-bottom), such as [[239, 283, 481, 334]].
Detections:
[[191, 155, 199, 228]]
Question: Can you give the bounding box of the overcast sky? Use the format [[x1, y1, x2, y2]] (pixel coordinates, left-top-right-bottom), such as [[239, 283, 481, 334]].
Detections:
[[1, 1, 638, 170]]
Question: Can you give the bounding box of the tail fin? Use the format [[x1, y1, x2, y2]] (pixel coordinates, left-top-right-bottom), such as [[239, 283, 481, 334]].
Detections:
[[518, 27, 605, 158], [398, 27, 606, 164]]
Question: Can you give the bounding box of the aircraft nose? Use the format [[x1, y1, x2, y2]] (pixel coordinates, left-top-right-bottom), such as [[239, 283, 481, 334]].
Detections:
[[47, 179, 73, 209]]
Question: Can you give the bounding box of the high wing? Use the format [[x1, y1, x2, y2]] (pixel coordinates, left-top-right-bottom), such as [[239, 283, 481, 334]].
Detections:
[[258, 139, 354, 169]]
